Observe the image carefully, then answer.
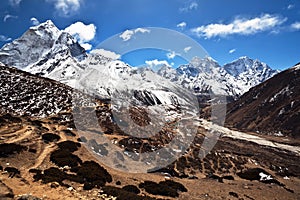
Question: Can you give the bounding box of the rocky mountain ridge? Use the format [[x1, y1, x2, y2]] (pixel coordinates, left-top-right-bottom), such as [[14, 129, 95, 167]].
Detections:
[[226, 63, 300, 137], [158, 56, 279, 98]]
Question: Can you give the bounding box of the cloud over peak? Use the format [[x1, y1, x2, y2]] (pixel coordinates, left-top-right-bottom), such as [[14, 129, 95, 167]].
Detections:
[[30, 17, 40, 26], [64, 21, 96, 50], [191, 14, 287, 38]]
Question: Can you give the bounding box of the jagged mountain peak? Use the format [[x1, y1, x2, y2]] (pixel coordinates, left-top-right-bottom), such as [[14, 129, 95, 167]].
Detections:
[[189, 56, 219, 68], [158, 55, 278, 97], [29, 20, 60, 37], [0, 21, 60, 68], [224, 56, 277, 77], [0, 20, 87, 86]]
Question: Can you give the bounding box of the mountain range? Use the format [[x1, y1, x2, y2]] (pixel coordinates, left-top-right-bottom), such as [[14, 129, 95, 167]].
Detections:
[[0, 20, 279, 100]]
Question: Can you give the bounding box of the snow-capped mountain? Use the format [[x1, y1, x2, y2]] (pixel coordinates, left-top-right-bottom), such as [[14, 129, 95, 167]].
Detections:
[[224, 56, 279, 93], [226, 62, 300, 137], [158, 56, 278, 98], [0, 20, 61, 69], [0, 20, 278, 100], [0, 20, 86, 86], [76, 50, 198, 109]]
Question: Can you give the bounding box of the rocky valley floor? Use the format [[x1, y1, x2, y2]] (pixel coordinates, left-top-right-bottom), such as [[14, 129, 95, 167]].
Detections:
[[0, 111, 299, 200]]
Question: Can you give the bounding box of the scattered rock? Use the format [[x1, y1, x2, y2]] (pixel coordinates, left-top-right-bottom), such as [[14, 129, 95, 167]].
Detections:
[[77, 136, 87, 143], [229, 191, 239, 198], [67, 186, 74, 191], [17, 194, 41, 200], [116, 181, 121, 185], [50, 182, 60, 188], [237, 168, 269, 181]]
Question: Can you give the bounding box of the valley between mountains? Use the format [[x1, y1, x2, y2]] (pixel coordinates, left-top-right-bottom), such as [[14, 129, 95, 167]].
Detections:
[[0, 21, 299, 200]]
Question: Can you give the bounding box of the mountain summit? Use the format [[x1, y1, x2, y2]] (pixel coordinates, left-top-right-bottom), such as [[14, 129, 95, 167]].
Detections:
[[0, 20, 61, 68], [0, 20, 86, 85], [224, 56, 279, 92]]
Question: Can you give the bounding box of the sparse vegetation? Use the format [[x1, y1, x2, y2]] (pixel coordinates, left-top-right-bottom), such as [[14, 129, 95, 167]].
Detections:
[[0, 143, 26, 157], [101, 186, 155, 200], [139, 180, 187, 197], [50, 149, 82, 167], [5, 167, 20, 178], [122, 185, 140, 194], [56, 141, 81, 152], [33, 167, 66, 184], [75, 161, 112, 188], [42, 133, 61, 143], [62, 129, 76, 137]]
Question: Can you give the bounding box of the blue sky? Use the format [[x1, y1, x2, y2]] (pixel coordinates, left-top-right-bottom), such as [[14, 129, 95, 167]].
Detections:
[[0, 0, 299, 70]]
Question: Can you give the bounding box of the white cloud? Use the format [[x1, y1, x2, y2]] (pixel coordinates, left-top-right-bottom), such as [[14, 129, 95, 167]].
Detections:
[[177, 22, 187, 29], [119, 28, 150, 41], [287, 4, 295, 10], [47, 0, 82, 16], [291, 22, 300, 30], [191, 14, 287, 38], [30, 17, 40, 26], [9, 0, 22, 6], [134, 28, 150, 34], [3, 14, 18, 22], [166, 51, 179, 59], [80, 43, 92, 51], [90, 49, 121, 60], [119, 30, 134, 41], [145, 59, 172, 69], [0, 35, 12, 42], [229, 49, 236, 54], [64, 21, 96, 50], [184, 46, 192, 53], [180, 1, 198, 12]]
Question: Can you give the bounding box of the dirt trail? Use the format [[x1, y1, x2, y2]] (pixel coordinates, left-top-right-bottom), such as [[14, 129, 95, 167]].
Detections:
[[6, 126, 33, 144], [31, 143, 56, 169], [199, 119, 300, 156]]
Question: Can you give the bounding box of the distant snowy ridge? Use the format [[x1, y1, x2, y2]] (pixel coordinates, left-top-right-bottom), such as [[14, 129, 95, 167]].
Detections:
[[158, 56, 279, 97], [0, 20, 279, 99]]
